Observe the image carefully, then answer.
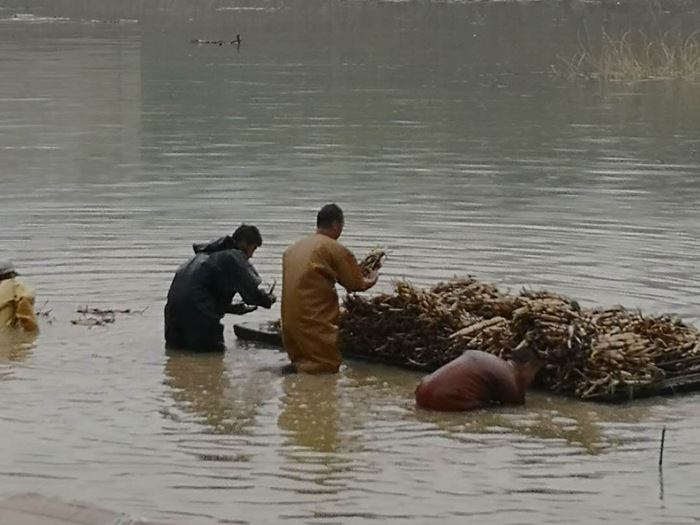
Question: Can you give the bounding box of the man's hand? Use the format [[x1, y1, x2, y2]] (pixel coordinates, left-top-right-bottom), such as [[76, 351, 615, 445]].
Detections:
[[254, 290, 277, 310], [364, 268, 379, 288], [227, 302, 258, 315]]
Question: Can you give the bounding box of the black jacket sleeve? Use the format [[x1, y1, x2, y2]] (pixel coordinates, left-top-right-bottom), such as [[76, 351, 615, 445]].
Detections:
[[226, 303, 258, 315], [236, 262, 275, 309], [213, 249, 275, 309]]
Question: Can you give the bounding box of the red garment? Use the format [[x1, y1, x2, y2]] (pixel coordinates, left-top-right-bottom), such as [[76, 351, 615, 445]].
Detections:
[[415, 350, 525, 411]]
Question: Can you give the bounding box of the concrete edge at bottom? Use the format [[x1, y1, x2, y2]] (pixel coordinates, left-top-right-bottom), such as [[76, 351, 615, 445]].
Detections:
[[0, 493, 178, 525]]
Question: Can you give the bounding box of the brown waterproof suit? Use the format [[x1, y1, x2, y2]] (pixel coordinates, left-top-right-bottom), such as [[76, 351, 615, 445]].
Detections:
[[281, 234, 369, 374], [0, 278, 38, 332]]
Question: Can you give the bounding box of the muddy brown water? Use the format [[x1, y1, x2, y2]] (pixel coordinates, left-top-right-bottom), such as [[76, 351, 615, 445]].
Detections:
[[1, 1, 700, 523]]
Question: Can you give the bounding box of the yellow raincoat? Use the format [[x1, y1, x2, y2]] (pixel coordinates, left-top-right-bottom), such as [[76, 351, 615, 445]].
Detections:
[[281, 234, 370, 374], [0, 277, 38, 332]]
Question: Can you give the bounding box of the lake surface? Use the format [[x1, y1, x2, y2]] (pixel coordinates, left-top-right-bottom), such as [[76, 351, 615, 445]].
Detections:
[[1, 0, 700, 523]]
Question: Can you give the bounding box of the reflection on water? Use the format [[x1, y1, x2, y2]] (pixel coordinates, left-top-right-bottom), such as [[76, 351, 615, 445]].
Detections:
[[163, 350, 272, 435], [0, 329, 37, 365], [278, 374, 340, 453], [341, 362, 655, 454], [415, 393, 652, 454]]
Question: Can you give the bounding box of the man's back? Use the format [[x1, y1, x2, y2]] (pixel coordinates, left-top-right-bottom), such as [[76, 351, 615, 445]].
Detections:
[[167, 253, 217, 318], [0, 277, 37, 332], [168, 249, 266, 320], [283, 234, 338, 318], [415, 350, 524, 412], [281, 233, 368, 373]]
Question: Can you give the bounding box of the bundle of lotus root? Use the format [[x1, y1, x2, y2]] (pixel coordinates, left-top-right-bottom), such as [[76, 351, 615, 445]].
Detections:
[[339, 278, 700, 400], [358, 248, 387, 278]]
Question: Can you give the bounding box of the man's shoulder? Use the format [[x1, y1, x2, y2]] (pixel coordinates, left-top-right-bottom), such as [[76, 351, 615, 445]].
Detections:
[[461, 350, 500, 362], [462, 350, 511, 373], [210, 247, 244, 259], [0, 278, 17, 301], [283, 237, 302, 258], [285, 234, 334, 253], [204, 249, 245, 271], [312, 234, 350, 254], [0, 278, 34, 301]]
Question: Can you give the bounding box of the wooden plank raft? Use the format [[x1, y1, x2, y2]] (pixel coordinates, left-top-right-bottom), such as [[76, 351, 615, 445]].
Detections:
[[233, 322, 431, 371], [0, 493, 174, 525], [233, 322, 700, 403]]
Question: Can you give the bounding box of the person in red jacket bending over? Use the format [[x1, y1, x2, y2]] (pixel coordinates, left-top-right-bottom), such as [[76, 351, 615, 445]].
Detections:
[[415, 348, 541, 412]]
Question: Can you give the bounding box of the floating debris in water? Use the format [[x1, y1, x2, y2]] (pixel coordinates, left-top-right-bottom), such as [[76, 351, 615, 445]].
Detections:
[[71, 305, 148, 328], [3, 14, 71, 23], [190, 34, 242, 46], [76, 306, 147, 316], [89, 18, 138, 24], [35, 300, 56, 325], [71, 313, 115, 328]]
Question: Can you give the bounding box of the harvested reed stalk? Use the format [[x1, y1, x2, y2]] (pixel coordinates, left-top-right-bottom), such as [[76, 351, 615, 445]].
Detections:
[[339, 281, 475, 368], [358, 248, 387, 278], [337, 278, 700, 400], [450, 317, 506, 339]]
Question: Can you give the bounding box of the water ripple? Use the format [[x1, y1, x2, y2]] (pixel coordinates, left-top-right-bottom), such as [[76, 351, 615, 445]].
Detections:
[[1, 2, 700, 524]]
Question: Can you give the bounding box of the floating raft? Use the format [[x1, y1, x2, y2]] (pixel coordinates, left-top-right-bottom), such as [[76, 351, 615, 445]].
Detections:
[[234, 275, 700, 404], [234, 322, 283, 348], [233, 322, 435, 372]]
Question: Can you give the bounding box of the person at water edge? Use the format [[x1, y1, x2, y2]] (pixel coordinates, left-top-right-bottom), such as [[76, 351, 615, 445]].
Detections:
[[281, 203, 379, 374], [164, 224, 276, 352], [415, 348, 541, 412], [0, 260, 38, 332]]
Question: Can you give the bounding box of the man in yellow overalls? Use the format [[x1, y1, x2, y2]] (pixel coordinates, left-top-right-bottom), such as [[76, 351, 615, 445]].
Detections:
[[0, 261, 38, 332], [281, 204, 379, 374]]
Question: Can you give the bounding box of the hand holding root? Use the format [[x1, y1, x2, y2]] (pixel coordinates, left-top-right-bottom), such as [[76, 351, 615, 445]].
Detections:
[[365, 268, 380, 286], [228, 303, 258, 315], [359, 248, 386, 278]]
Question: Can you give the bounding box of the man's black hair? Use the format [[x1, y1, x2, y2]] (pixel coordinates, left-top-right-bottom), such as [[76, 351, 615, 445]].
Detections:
[[317, 203, 344, 229], [231, 224, 263, 246]]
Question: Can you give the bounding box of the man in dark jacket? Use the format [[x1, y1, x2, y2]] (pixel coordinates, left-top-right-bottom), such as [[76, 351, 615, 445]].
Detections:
[[164, 224, 276, 352]]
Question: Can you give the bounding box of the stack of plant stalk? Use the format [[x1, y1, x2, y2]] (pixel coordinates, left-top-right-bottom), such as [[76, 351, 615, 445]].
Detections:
[[338, 279, 700, 400], [358, 248, 387, 278]]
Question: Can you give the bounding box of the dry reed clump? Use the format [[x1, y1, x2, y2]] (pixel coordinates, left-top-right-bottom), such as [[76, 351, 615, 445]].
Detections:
[[554, 30, 700, 82], [358, 248, 387, 278], [338, 278, 700, 401], [339, 281, 479, 368]]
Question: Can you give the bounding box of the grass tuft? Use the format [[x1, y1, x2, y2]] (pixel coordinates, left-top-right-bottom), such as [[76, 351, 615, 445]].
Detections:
[[553, 30, 700, 82]]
